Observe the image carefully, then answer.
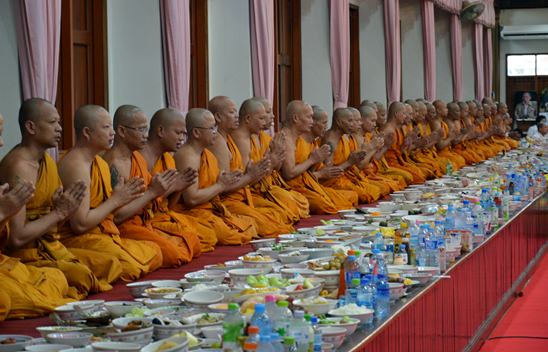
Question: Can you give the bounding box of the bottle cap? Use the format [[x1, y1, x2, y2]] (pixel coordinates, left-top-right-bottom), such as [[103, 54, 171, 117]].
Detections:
[[347, 255, 356, 261], [253, 303, 265, 313], [243, 342, 258, 350], [347, 249, 355, 255], [284, 336, 296, 344], [248, 325, 260, 334], [352, 278, 360, 286], [228, 303, 239, 311], [354, 250, 361, 256], [277, 300, 289, 308], [304, 313, 311, 321], [310, 316, 318, 324], [264, 294, 276, 303]]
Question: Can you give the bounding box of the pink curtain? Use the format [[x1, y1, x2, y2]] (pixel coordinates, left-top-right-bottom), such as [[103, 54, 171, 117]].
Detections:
[[384, 0, 401, 103], [329, 0, 350, 109], [421, 0, 436, 101], [473, 23, 485, 101], [160, 0, 191, 113], [432, 0, 462, 14], [14, 0, 61, 159], [450, 14, 463, 101], [484, 28, 493, 99], [475, 0, 495, 28], [250, 0, 275, 106]]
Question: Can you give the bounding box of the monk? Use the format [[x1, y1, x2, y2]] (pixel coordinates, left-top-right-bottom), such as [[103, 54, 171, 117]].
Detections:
[[280, 101, 357, 214], [140, 108, 207, 256], [401, 101, 436, 180], [320, 108, 380, 203], [409, 101, 445, 177], [102, 105, 200, 267], [0, 111, 74, 320], [432, 100, 466, 170], [231, 98, 306, 224], [174, 108, 257, 251], [58, 105, 162, 282], [0, 99, 116, 298], [207, 96, 293, 237]]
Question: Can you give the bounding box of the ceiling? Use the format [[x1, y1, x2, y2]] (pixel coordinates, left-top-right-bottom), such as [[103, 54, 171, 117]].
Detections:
[[495, 0, 548, 9]]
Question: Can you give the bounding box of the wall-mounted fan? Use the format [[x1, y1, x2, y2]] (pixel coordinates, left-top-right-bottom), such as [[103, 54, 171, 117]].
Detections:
[[461, 1, 485, 21]]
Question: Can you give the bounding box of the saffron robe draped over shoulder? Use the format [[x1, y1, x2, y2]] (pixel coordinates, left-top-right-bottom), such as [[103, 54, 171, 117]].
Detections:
[[286, 137, 357, 214], [321, 135, 380, 203], [0, 227, 74, 320], [116, 151, 200, 267], [437, 121, 466, 169], [384, 128, 426, 184], [8, 153, 113, 298], [221, 135, 293, 237], [250, 132, 309, 221], [60, 156, 161, 282], [176, 149, 257, 251]]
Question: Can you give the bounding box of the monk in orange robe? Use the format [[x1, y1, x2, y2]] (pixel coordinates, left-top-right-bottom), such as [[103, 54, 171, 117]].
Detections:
[[207, 97, 293, 237], [280, 101, 357, 214], [231, 97, 309, 223], [103, 105, 200, 267], [174, 108, 257, 251], [0, 99, 117, 298], [432, 100, 466, 170], [58, 105, 162, 281]]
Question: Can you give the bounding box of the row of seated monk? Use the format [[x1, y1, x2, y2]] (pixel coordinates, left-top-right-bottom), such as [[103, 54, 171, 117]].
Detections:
[[0, 95, 517, 321]]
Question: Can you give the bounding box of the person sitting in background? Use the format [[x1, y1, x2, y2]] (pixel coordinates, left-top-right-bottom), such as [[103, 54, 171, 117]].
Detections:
[[527, 115, 547, 137], [528, 122, 548, 144], [514, 92, 536, 120]]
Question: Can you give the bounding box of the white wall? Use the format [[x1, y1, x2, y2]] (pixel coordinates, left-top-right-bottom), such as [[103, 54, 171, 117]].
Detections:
[[435, 8, 453, 102], [401, 0, 424, 100], [461, 21, 475, 100], [499, 8, 548, 101], [208, 0, 253, 107], [359, 0, 387, 104], [0, 0, 22, 157], [301, 0, 333, 116], [107, 0, 165, 118]]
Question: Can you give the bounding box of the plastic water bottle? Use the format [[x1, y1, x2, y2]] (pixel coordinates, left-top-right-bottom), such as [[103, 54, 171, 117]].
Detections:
[[257, 334, 274, 352], [372, 249, 388, 278], [373, 232, 385, 252], [223, 303, 245, 352], [290, 310, 312, 352], [245, 326, 260, 352], [344, 255, 359, 287], [345, 278, 360, 305], [384, 237, 395, 264], [357, 277, 375, 324], [271, 333, 284, 352], [445, 204, 456, 231], [283, 337, 297, 352], [265, 295, 278, 322], [375, 274, 390, 320], [310, 317, 323, 352], [251, 304, 272, 336], [274, 301, 292, 336]]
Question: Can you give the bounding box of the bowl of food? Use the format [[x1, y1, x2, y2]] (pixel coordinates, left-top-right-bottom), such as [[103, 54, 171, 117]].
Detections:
[[228, 268, 271, 286], [377, 201, 399, 213], [107, 326, 154, 346], [319, 327, 347, 349], [45, 332, 92, 348], [241, 255, 276, 272], [280, 268, 315, 280], [388, 282, 406, 301], [402, 191, 422, 201], [185, 270, 225, 284], [207, 303, 230, 313], [25, 344, 72, 352], [292, 298, 337, 315], [200, 326, 223, 340], [284, 280, 324, 300], [152, 280, 182, 288], [112, 317, 153, 330], [143, 298, 181, 309], [104, 301, 143, 318], [402, 272, 432, 285], [144, 287, 182, 299], [249, 238, 276, 251], [328, 304, 374, 325], [0, 335, 33, 352], [91, 342, 141, 352], [141, 336, 189, 352], [300, 248, 334, 260], [182, 290, 224, 307], [126, 280, 156, 298], [318, 317, 360, 336], [311, 270, 340, 287], [36, 327, 83, 339], [151, 318, 195, 340], [278, 252, 310, 264]]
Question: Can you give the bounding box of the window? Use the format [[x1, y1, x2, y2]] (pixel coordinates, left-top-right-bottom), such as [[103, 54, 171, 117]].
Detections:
[[507, 54, 548, 76]]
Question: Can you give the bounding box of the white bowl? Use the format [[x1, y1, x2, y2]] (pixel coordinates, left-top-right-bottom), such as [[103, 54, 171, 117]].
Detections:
[[418, 266, 439, 275], [45, 333, 92, 348], [387, 265, 417, 274], [284, 282, 323, 300], [249, 238, 276, 250], [403, 191, 422, 201], [26, 345, 72, 352], [280, 268, 316, 279], [241, 260, 275, 272], [126, 280, 156, 298], [152, 280, 182, 288], [300, 248, 334, 259], [296, 227, 316, 235], [141, 337, 189, 352], [143, 298, 181, 309], [112, 317, 153, 330], [402, 272, 432, 285], [278, 253, 310, 264], [328, 308, 374, 325], [107, 326, 154, 346], [183, 290, 224, 307], [377, 201, 399, 212], [0, 335, 33, 352], [318, 317, 360, 336], [36, 327, 83, 339], [104, 301, 143, 318], [388, 282, 405, 301], [200, 326, 223, 339], [319, 327, 347, 348], [293, 299, 337, 315], [312, 270, 340, 287], [91, 342, 141, 352], [390, 193, 406, 202], [228, 268, 270, 286], [185, 270, 225, 284], [144, 287, 182, 299]]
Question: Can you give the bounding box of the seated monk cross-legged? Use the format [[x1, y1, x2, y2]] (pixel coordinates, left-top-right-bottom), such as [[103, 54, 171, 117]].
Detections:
[[0, 111, 74, 320], [102, 105, 201, 267], [0, 98, 117, 298], [58, 104, 163, 282], [174, 108, 258, 251]]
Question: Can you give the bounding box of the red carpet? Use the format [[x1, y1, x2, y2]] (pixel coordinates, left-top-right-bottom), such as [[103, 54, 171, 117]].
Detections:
[[0, 214, 335, 336], [479, 250, 548, 352]]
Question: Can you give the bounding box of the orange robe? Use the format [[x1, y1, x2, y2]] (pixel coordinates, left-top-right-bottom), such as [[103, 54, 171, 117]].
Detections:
[[60, 156, 162, 281], [0, 228, 74, 320], [321, 135, 381, 203], [8, 153, 113, 298], [286, 137, 357, 214], [412, 123, 445, 177], [177, 149, 257, 251], [221, 136, 293, 237], [437, 121, 466, 169], [384, 128, 427, 184], [116, 152, 200, 267], [250, 133, 309, 222]]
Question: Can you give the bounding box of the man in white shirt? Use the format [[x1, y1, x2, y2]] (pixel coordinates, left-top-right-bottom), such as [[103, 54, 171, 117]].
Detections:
[[527, 116, 547, 136], [528, 122, 548, 145]]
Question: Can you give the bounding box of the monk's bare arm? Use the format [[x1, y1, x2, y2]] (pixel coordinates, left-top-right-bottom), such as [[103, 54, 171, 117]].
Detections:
[[281, 139, 321, 180], [3, 162, 66, 249], [174, 148, 224, 208], [58, 156, 124, 234]]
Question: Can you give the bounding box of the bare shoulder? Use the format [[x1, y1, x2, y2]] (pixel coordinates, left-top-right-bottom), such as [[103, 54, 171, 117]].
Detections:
[[174, 145, 200, 169], [0, 148, 37, 184], [58, 150, 90, 185]]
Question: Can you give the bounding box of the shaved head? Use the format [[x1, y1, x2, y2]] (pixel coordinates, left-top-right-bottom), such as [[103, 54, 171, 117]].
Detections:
[[239, 98, 265, 120], [312, 105, 327, 121], [359, 105, 376, 118], [18, 98, 54, 134], [150, 108, 185, 134], [387, 102, 405, 121], [74, 104, 108, 137], [113, 104, 144, 130], [186, 108, 213, 135], [208, 96, 232, 116], [286, 100, 307, 126], [333, 108, 352, 124]]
